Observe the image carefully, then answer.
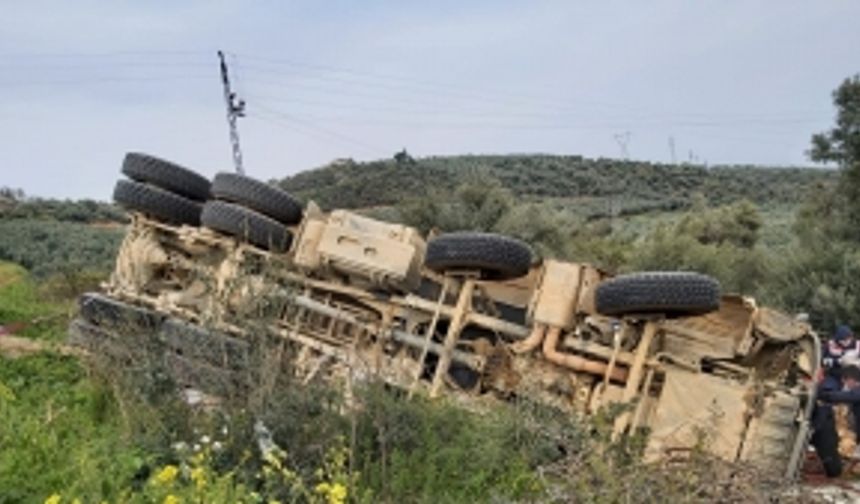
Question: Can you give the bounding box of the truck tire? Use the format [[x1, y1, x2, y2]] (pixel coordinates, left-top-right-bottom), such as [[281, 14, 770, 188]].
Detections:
[[121, 152, 211, 201], [425, 232, 532, 280], [201, 200, 293, 253], [78, 292, 162, 331], [595, 272, 720, 316], [113, 179, 202, 226], [211, 173, 303, 225]]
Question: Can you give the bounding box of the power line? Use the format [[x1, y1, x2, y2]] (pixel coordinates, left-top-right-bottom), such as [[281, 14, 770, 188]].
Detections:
[[250, 103, 385, 155], [233, 53, 832, 120], [240, 72, 829, 129], [0, 74, 212, 87], [0, 50, 830, 125], [0, 49, 831, 120], [0, 50, 211, 59], [244, 84, 828, 126], [239, 106, 825, 132], [0, 50, 827, 168], [249, 113, 384, 157]]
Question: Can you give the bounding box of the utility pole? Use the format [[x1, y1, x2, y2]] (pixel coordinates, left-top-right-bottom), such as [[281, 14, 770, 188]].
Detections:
[[614, 131, 631, 160], [668, 136, 676, 164], [218, 50, 246, 175]]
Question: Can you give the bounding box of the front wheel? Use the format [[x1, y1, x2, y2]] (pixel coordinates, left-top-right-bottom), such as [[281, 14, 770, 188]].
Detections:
[[424, 232, 533, 280], [595, 271, 720, 317]]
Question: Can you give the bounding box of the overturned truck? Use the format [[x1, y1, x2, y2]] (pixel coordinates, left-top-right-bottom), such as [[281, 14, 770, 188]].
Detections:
[[71, 153, 821, 479]]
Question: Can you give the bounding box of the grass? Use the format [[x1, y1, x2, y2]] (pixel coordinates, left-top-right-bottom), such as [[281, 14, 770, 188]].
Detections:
[[0, 260, 822, 503], [0, 260, 542, 503], [0, 355, 146, 503], [0, 262, 71, 342], [0, 262, 146, 503]]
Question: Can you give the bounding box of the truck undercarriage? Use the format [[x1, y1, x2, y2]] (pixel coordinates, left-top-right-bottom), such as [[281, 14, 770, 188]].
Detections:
[[70, 153, 821, 480]]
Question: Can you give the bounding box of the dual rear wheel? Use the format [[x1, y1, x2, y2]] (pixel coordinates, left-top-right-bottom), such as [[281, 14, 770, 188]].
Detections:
[[112, 153, 303, 253]]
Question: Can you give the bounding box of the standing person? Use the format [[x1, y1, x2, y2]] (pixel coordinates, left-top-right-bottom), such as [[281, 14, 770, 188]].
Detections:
[[819, 365, 860, 460], [811, 401, 843, 477], [823, 325, 860, 367], [822, 326, 860, 388]]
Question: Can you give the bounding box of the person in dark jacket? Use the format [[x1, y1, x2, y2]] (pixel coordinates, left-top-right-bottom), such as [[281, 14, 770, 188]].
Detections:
[[819, 365, 860, 446], [823, 326, 860, 376], [810, 367, 848, 478], [811, 401, 843, 477]]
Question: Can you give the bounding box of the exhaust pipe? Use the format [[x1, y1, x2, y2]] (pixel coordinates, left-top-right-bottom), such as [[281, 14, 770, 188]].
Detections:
[[511, 324, 546, 354], [541, 325, 628, 382]]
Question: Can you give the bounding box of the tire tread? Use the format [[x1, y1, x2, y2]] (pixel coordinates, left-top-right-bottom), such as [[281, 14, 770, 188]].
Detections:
[[122, 152, 211, 201], [201, 200, 292, 252], [113, 179, 202, 226], [211, 173, 303, 225], [425, 232, 532, 280], [595, 271, 720, 316]]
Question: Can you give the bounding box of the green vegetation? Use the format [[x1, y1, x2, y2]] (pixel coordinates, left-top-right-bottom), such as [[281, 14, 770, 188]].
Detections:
[[278, 154, 834, 219], [272, 122, 847, 334], [3, 76, 857, 503], [0, 262, 69, 340], [0, 219, 123, 278], [0, 188, 126, 224], [1, 262, 541, 503], [0, 189, 124, 279], [0, 262, 144, 502], [0, 354, 146, 503], [1, 262, 807, 503], [769, 74, 860, 334]]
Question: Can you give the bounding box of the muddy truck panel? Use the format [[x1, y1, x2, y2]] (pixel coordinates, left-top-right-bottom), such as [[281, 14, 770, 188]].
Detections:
[[293, 207, 426, 292]]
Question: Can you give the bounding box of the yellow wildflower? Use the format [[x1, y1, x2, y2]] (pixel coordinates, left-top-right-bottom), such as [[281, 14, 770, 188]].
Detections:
[[154, 465, 180, 485], [44, 494, 61, 504], [315, 482, 347, 504], [191, 452, 206, 466], [163, 495, 180, 504], [263, 452, 283, 470], [190, 466, 206, 490], [328, 483, 347, 504], [280, 466, 299, 482]]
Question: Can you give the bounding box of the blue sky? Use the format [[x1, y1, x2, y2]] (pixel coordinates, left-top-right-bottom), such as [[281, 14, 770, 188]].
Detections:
[[1, 1, 858, 199]]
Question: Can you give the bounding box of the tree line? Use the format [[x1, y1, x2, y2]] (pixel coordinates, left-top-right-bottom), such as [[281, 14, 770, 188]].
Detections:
[[0, 188, 127, 224], [278, 151, 835, 216]]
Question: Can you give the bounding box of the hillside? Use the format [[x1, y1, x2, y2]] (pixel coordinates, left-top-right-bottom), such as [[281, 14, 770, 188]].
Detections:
[[0, 190, 126, 224], [0, 154, 833, 280], [0, 153, 838, 293], [277, 155, 836, 217], [0, 192, 125, 277]]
